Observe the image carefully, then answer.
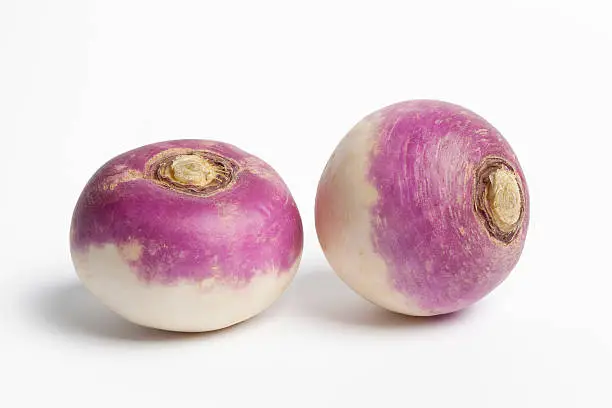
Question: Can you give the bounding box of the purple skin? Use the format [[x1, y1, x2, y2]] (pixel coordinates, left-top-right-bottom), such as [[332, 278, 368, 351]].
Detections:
[[369, 101, 529, 313], [71, 140, 303, 286]]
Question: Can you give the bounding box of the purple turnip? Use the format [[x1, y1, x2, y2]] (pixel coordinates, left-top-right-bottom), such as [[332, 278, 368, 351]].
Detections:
[[70, 140, 303, 332], [315, 100, 529, 316]]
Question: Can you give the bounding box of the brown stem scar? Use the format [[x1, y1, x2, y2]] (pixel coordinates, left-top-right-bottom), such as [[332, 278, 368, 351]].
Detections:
[[145, 149, 239, 197], [474, 156, 525, 244]]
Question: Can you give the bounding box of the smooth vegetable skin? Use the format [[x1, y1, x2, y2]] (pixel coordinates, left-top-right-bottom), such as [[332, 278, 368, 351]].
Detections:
[[316, 100, 529, 316], [71, 140, 303, 332]]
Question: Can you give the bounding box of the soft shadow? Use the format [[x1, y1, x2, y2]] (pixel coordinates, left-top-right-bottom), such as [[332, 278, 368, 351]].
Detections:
[[27, 280, 252, 342], [287, 265, 471, 328]]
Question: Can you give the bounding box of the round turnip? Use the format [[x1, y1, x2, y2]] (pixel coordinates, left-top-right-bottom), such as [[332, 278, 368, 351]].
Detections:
[[70, 140, 303, 332], [315, 100, 529, 316]]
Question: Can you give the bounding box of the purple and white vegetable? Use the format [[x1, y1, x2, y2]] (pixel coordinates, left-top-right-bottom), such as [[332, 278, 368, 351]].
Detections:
[[315, 100, 529, 316], [70, 140, 303, 332]]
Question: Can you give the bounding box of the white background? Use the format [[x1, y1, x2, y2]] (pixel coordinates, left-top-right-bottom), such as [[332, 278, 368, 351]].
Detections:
[[1, 0, 611, 407]]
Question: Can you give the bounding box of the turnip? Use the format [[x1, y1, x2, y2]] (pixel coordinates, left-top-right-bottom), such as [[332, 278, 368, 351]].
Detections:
[[315, 100, 529, 316], [70, 140, 303, 332]]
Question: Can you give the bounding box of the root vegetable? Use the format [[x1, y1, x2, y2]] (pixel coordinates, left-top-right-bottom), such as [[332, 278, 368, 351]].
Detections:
[[315, 100, 529, 316], [71, 140, 303, 332]]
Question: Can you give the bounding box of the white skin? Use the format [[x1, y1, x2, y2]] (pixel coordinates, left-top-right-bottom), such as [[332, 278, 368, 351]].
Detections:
[[72, 244, 300, 332], [315, 113, 430, 316]]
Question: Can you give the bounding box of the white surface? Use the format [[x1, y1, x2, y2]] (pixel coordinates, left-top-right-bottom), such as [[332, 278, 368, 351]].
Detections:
[[72, 244, 299, 332], [315, 110, 428, 315], [1, 1, 611, 407]]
